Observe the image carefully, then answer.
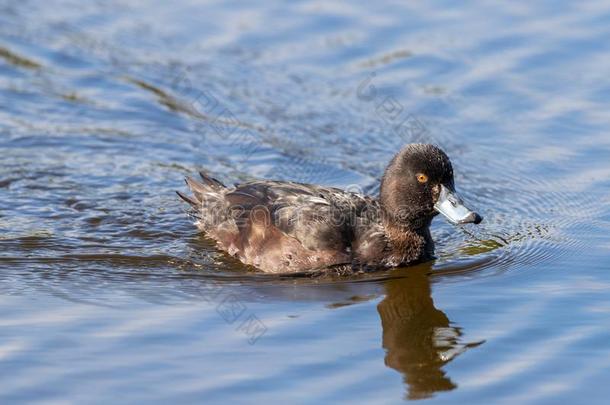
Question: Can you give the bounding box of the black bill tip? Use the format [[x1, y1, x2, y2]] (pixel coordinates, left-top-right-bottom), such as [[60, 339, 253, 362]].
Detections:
[[471, 212, 483, 224], [459, 212, 483, 225]]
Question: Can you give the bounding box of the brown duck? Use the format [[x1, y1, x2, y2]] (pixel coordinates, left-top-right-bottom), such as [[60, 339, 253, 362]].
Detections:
[[178, 144, 482, 274]]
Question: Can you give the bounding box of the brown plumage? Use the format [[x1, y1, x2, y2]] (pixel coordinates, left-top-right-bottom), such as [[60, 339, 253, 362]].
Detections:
[[178, 144, 482, 274]]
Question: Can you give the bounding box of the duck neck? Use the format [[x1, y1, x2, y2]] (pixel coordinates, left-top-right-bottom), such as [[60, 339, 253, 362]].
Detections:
[[382, 218, 432, 262], [383, 217, 431, 242]]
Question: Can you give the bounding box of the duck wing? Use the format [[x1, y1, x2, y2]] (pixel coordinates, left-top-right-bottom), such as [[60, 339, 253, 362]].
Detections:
[[181, 176, 375, 273]]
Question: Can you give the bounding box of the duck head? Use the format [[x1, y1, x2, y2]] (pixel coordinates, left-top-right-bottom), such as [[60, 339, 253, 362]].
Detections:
[[380, 144, 482, 230]]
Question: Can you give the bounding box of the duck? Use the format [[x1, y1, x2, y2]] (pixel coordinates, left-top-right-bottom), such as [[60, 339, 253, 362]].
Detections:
[[178, 143, 482, 274]]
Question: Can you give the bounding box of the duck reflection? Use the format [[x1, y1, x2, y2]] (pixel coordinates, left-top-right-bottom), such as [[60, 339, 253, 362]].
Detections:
[[377, 266, 483, 400]]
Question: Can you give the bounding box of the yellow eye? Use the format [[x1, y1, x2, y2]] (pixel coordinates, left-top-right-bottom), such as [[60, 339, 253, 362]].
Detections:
[[417, 173, 428, 183]]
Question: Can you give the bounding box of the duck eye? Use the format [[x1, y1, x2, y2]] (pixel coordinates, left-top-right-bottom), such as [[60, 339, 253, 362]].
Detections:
[[416, 173, 428, 183]]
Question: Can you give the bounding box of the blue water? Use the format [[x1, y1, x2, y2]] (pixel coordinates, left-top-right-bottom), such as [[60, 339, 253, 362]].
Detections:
[[1, 1, 610, 403]]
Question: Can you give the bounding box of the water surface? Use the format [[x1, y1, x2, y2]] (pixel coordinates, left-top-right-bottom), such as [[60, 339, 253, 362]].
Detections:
[[2, 1, 610, 403]]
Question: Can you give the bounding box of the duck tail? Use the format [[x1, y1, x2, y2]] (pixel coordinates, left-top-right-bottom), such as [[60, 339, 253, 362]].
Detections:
[[177, 171, 226, 208], [176, 190, 199, 208], [198, 170, 226, 189]]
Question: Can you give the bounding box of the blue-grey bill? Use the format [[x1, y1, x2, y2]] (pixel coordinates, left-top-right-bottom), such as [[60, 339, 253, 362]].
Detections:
[[434, 185, 483, 225]]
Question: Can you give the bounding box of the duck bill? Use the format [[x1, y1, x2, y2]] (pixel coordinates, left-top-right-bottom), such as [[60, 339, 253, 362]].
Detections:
[[434, 185, 482, 225]]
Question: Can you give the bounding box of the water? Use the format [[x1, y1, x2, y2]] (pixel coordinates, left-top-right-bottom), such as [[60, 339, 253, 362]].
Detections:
[[1, 0, 610, 403]]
